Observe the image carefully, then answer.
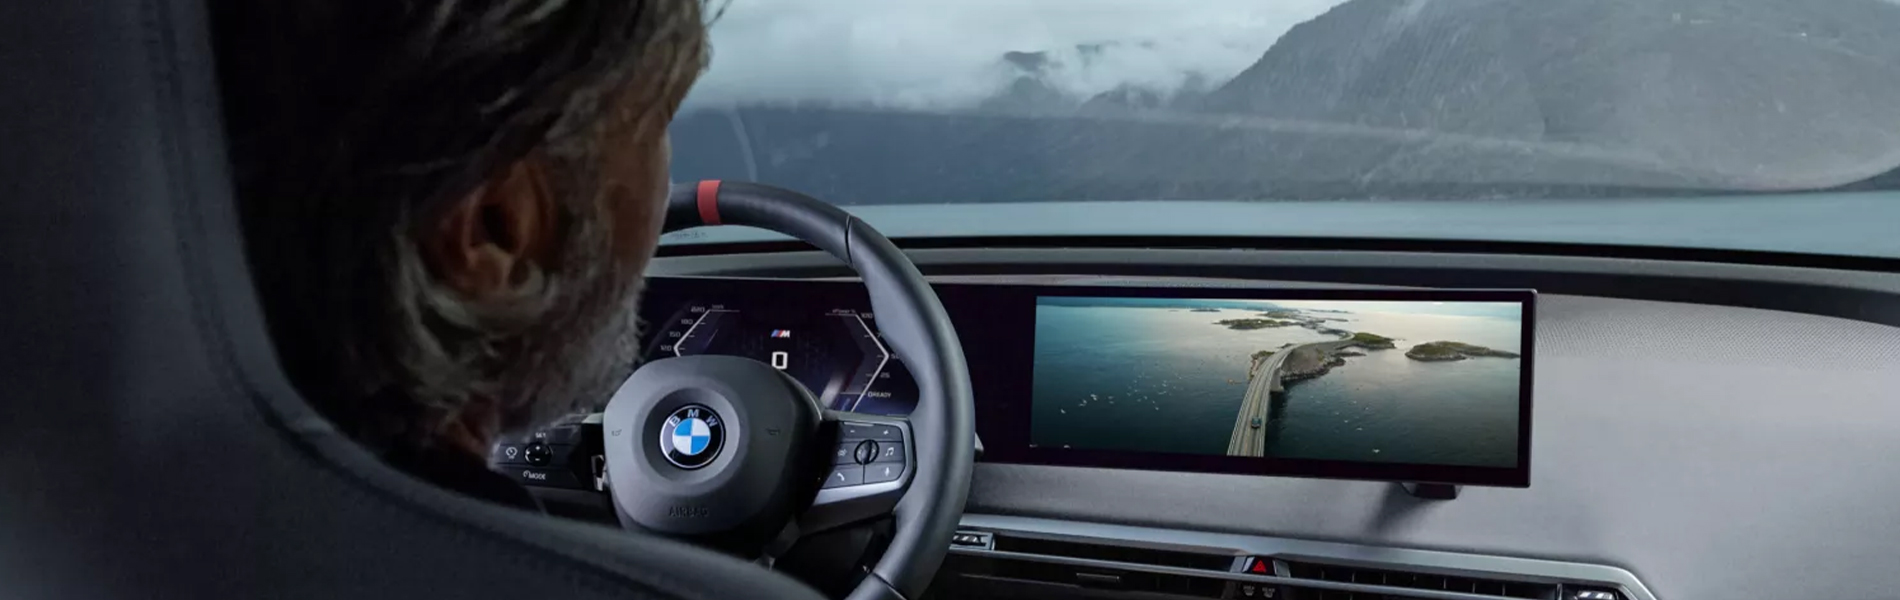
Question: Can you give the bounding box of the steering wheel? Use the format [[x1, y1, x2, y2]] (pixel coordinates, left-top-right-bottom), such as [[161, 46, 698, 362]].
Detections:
[[599, 181, 975, 600]]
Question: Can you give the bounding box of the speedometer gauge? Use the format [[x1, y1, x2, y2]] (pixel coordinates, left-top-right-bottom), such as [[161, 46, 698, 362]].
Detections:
[[646, 301, 918, 415]]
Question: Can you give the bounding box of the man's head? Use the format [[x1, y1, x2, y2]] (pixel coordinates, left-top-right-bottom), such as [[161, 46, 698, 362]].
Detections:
[[211, 0, 710, 455]]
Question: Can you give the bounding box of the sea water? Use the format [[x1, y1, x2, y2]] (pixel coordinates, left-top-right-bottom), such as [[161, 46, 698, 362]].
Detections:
[[1029, 302, 1522, 468]]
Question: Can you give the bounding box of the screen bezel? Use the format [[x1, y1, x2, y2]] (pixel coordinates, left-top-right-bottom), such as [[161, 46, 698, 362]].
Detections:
[[638, 277, 1535, 488], [977, 285, 1535, 489]]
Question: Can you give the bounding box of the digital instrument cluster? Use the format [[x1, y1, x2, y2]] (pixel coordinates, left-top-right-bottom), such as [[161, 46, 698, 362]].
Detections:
[[640, 286, 919, 416]]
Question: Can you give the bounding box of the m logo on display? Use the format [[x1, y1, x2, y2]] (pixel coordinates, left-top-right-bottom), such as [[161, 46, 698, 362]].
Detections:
[[659, 405, 726, 469]]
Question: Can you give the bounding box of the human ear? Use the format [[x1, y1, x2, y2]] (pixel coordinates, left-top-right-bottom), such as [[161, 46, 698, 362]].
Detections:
[[418, 157, 560, 300]]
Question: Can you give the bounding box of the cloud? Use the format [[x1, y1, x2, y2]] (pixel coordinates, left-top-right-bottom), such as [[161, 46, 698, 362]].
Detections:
[[685, 0, 1350, 109]]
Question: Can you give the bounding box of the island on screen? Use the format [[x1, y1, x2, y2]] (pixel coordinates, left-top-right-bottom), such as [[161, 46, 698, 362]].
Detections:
[[1030, 296, 1528, 478]]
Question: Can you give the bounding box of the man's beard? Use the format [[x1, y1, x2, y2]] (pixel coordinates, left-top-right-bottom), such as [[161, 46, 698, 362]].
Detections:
[[488, 219, 646, 436]]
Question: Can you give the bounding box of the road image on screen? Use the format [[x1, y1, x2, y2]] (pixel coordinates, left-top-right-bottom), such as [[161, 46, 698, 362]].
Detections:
[[1029, 297, 1524, 468]]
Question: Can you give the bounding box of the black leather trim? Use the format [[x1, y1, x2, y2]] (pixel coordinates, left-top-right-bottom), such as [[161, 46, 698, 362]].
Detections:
[[666, 180, 855, 259]]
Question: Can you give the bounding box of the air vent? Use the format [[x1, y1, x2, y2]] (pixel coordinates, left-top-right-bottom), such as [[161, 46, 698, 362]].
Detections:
[[993, 535, 1233, 570], [947, 534, 1232, 599], [1280, 558, 1565, 600], [941, 529, 1635, 600]]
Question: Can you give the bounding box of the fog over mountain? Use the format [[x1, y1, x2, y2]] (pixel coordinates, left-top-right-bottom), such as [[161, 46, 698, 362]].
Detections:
[[1198, 0, 1900, 188], [673, 0, 1900, 204], [683, 0, 1339, 109]]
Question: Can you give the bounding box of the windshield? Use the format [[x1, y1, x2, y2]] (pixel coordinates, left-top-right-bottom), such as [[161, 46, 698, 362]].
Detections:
[[667, 0, 1900, 254]]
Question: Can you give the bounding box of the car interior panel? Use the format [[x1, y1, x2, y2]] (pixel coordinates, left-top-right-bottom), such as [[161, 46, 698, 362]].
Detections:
[[8, 1, 1900, 600]]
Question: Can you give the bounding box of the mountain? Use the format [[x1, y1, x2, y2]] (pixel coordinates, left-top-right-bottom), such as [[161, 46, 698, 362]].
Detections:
[[978, 46, 1184, 115], [1078, 85, 1167, 115], [977, 51, 1078, 114], [670, 0, 1900, 205], [977, 75, 1075, 114], [1200, 0, 1900, 187]]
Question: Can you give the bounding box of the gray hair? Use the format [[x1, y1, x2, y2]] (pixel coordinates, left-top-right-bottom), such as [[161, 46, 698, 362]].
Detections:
[[211, 0, 712, 451]]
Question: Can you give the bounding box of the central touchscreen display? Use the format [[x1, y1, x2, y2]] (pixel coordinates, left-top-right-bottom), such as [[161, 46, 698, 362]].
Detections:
[[1029, 296, 1525, 470]]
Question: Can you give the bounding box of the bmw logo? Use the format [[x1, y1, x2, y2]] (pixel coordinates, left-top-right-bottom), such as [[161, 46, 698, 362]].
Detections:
[[659, 404, 726, 469]]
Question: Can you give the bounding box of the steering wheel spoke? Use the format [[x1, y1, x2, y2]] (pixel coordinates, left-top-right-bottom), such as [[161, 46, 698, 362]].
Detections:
[[803, 411, 912, 535]]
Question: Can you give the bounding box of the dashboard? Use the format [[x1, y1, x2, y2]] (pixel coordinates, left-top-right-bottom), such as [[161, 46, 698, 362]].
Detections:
[[491, 245, 1900, 600], [631, 245, 1900, 600]]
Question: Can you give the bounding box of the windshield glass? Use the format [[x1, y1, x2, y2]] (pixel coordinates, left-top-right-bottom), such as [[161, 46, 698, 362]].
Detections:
[[668, 0, 1900, 253]]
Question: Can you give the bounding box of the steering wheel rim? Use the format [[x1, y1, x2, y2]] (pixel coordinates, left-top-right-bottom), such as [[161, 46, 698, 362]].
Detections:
[[613, 180, 975, 600]]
